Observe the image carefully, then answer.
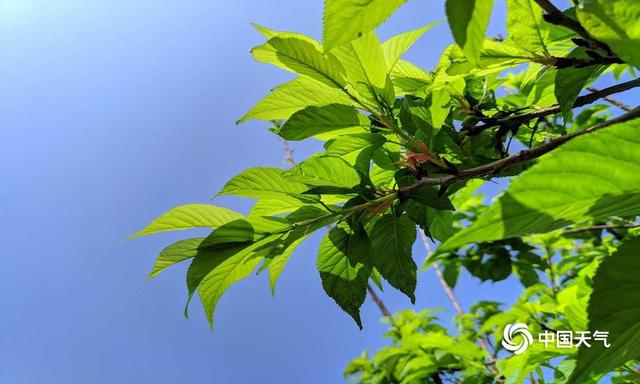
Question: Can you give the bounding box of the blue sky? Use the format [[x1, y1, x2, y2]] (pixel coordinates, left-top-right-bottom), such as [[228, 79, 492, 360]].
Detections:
[[0, 1, 527, 383]]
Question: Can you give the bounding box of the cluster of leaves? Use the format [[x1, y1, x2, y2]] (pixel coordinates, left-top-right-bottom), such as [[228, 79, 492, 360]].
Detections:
[[133, 0, 640, 382], [347, 196, 640, 383]]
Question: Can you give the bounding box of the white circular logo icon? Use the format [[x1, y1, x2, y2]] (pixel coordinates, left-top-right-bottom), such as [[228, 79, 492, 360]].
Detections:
[[502, 323, 533, 355]]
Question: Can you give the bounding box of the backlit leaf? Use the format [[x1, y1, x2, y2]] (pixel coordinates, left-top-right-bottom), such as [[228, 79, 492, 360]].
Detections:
[[323, 0, 407, 51], [441, 119, 640, 250], [132, 204, 243, 238]]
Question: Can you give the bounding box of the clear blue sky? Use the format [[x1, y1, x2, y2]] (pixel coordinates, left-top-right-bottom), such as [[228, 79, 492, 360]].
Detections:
[[0, 1, 524, 383]]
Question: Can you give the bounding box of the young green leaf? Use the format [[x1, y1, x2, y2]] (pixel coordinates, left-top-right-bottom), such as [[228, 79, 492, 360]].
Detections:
[[333, 32, 394, 107], [197, 234, 281, 328], [506, 0, 549, 55], [382, 23, 439, 73], [267, 234, 310, 295], [249, 196, 309, 217], [218, 167, 308, 199], [323, 0, 407, 52], [441, 119, 640, 250], [390, 59, 432, 94], [200, 219, 256, 247], [284, 156, 361, 189], [131, 204, 244, 238], [317, 224, 372, 328], [446, 0, 495, 64], [277, 104, 369, 141], [184, 243, 251, 318], [253, 35, 347, 89], [568, 237, 640, 383], [324, 133, 387, 156], [370, 214, 418, 302], [147, 238, 205, 280], [237, 77, 352, 124]]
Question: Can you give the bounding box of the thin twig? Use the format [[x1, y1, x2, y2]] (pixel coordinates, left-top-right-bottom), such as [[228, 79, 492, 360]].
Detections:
[[418, 231, 496, 367], [366, 285, 392, 318], [467, 78, 640, 135], [279, 138, 296, 166], [587, 87, 633, 112], [420, 231, 465, 315]]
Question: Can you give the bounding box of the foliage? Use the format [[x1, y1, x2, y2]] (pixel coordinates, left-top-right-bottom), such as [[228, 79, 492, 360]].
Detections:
[[133, 0, 640, 382]]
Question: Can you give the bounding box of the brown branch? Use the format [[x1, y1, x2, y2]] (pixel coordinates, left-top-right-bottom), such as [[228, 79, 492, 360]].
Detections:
[[467, 78, 640, 135], [366, 284, 392, 318], [587, 86, 634, 112], [279, 138, 296, 166], [403, 106, 640, 196], [563, 223, 640, 235], [534, 0, 614, 56], [418, 231, 496, 370], [420, 231, 465, 316]]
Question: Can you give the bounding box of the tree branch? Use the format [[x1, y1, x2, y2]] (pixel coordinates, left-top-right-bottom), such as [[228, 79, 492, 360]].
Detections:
[[587, 86, 634, 112], [534, 0, 614, 56], [366, 284, 393, 318], [467, 78, 640, 135], [403, 106, 640, 196], [563, 223, 640, 235], [418, 230, 497, 372]]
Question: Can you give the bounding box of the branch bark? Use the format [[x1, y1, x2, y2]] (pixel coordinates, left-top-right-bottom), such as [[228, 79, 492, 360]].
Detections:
[[587, 86, 633, 112], [467, 78, 640, 135], [534, 0, 614, 55], [402, 106, 640, 197], [563, 223, 640, 235]]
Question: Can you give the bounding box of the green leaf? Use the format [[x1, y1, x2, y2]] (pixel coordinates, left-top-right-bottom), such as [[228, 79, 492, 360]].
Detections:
[[131, 204, 243, 238], [237, 77, 352, 124], [200, 219, 256, 247], [445, 40, 533, 76], [184, 243, 250, 318], [251, 23, 279, 39], [277, 104, 370, 141], [323, 0, 407, 52], [253, 35, 347, 89], [218, 167, 308, 199], [370, 214, 417, 302], [383, 23, 439, 72], [568, 238, 640, 383], [284, 156, 361, 189], [555, 50, 606, 119], [333, 32, 394, 106], [446, 0, 495, 64], [249, 196, 309, 217], [147, 238, 204, 280], [577, 0, 640, 68], [506, 0, 549, 55], [390, 59, 432, 93], [267, 234, 310, 295], [441, 119, 640, 250], [406, 186, 455, 211], [197, 234, 281, 327], [324, 133, 387, 155], [498, 344, 572, 384], [317, 224, 372, 328]]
